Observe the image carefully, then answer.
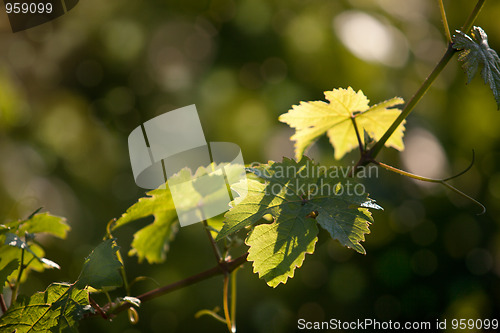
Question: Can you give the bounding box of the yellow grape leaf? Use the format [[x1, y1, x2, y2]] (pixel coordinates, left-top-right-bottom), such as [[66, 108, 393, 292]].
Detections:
[[279, 87, 405, 160]]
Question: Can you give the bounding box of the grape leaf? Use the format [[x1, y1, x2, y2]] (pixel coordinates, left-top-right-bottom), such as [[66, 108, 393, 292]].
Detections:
[[0, 212, 69, 282], [217, 158, 381, 287], [2, 212, 69, 239], [113, 185, 179, 264], [76, 239, 122, 290], [452, 26, 500, 109], [0, 240, 122, 332], [279, 87, 405, 159], [17, 212, 70, 239], [0, 283, 89, 333]]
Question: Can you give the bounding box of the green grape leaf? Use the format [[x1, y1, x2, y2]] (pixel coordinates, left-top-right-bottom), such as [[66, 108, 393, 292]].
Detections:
[[0, 212, 69, 282], [452, 26, 500, 109], [3, 212, 70, 240], [113, 185, 179, 264], [217, 158, 381, 287], [246, 209, 319, 288], [0, 283, 89, 333], [279, 87, 405, 159], [76, 239, 122, 290], [17, 212, 70, 239], [0, 259, 18, 293]]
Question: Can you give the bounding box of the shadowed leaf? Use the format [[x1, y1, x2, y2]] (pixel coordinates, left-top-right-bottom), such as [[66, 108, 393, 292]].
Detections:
[[76, 239, 122, 290]]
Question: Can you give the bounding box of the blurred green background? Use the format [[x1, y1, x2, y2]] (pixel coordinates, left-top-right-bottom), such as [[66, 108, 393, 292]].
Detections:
[[1, 0, 500, 332]]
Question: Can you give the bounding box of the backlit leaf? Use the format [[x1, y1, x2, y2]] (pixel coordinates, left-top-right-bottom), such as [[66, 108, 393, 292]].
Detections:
[[279, 87, 405, 159], [0, 212, 69, 282], [17, 213, 70, 239], [113, 185, 178, 264]]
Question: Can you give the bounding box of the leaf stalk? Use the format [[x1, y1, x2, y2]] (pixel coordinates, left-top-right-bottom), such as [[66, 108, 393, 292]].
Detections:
[[10, 246, 25, 304], [438, 0, 452, 42], [223, 273, 233, 332]]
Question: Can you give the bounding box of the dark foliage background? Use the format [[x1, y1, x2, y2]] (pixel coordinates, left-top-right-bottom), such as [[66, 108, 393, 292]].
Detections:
[[1, 0, 499, 332]]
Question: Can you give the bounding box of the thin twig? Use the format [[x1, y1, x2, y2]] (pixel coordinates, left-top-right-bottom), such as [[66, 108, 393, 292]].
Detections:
[[350, 115, 364, 154], [10, 247, 25, 304], [85, 253, 248, 318], [442, 150, 475, 181], [348, 115, 366, 178], [116, 249, 130, 296], [461, 0, 487, 33], [203, 220, 223, 263], [230, 268, 239, 332], [195, 307, 227, 323], [26, 207, 43, 220], [438, 0, 452, 42], [0, 294, 7, 314], [89, 296, 109, 320], [223, 273, 232, 332]]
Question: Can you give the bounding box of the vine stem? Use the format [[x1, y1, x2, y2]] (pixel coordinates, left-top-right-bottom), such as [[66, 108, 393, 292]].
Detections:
[[230, 268, 238, 332], [223, 273, 233, 332], [116, 250, 130, 296], [461, 0, 487, 33], [366, 0, 487, 162], [222, 268, 239, 333], [86, 253, 249, 318], [348, 115, 367, 177], [195, 308, 227, 323], [203, 219, 223, 263], [438, 0, 452, 42], [351, 115, 364, 154], [89, 296, 109, 320], [10, 247, 25, 305], [0, 294, 7, 314], [203, 218, 234, 331]]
